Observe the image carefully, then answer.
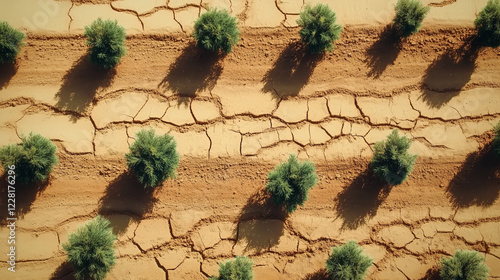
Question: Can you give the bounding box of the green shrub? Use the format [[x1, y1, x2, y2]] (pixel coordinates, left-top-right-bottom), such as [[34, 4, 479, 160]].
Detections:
[[0, 133, 58, 184], [125, 128, 179, 188], [475, 0, 500, 47], [211, 256, 253, 280], [393, 0, 430, 37], [84, 18, 126, 68], [297, 4, 343, 53], [0, 21, 25, 64], [192, 8, 240, 52], [371, 129, 417, 185], [494, 121, 500, 157], [266, 154, 318, 213], [440, 250, 489, 280], [63, 216, 117, 280], [326, 241, 373, 280]]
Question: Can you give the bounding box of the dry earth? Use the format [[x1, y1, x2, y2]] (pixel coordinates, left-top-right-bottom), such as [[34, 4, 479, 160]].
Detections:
[[0, 0, 500, 280]]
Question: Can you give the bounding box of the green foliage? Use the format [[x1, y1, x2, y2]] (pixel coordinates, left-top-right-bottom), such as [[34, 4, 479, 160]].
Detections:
[[84, 18, 126, 68], [0, 133, 58, 184], [440, 250, 489, 280], [126, 128, 179, 188], [475, 0, 500, 47], [325, 241, 373, 280], [266, 154, 318, 213], [393, 0, 430, 37], [192, 8, 240, 52], [0, 21, 25, 64], [297, 4, 343, 53], [494, 121, 500, 157], [213, 256, 253, 280], [63, 216, 117, 280], [371, 129, 417, 185]]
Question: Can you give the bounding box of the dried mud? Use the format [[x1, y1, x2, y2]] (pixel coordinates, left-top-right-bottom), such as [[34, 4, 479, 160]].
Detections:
[[0, 26, 499, 279]]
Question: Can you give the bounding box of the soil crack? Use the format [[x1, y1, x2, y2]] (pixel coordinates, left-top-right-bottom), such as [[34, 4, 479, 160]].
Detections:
[[428, 0, 457, 7], [109, 2, 145, 31]]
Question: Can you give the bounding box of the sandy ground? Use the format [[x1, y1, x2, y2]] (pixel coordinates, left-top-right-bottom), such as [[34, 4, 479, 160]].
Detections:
[[0, 0, 500, 280], [0, 0, 488, 33]]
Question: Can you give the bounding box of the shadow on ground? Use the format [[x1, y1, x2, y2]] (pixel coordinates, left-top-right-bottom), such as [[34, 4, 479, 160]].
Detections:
[[0, 62, 18, 89], [420, 35, 481, 108], [420, 266, 440, 280], [55, 54, 116, 119], [98, 171, 157, 236], [239, 188, 288, 221], [261, 41, 323, 99], [158, 42, 224, 104], [235, 188, 286, 253], [365, 24, 403, 78], [447, 141, 500, 208], [50, 261, 75, 280], [0, 175, 50, 226], [303, 268, 329, 280], [335, 169, 391, 230]]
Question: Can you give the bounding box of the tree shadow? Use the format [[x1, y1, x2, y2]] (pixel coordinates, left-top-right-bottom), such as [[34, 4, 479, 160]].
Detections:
[[55, 54, 116, 120], [447, 142, 500, 208], [334, 169, 391, 230], [303, 268, 329, 280], [239, 188, 288, 221], [158, 42, 224, 104], [50, 261, 75, 280], [0, 175, 50, 226], [420, 266, 440, 280], [420, 35, 481, 108], [365, 24, 403, 78], [261, 41, 323, 99], [0, 62, 18, 89], [98, 172, 157, 236], [235, 188, 287, 253]]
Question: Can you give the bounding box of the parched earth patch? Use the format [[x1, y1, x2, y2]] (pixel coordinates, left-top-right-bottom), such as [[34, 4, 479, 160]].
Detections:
[[0, 21, 499, 280]]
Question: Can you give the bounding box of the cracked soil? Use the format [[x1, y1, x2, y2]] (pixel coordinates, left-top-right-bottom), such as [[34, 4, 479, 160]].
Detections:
[[0, 0, 500, 279]]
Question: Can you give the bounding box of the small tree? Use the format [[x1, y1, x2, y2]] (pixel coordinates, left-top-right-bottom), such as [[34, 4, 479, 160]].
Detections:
[[126, 128, 179, 188], [0, 22, 25, 64], [494, 121, 500, 157], [210, 256, 253, 280], [0, 133, 58, 184], [393, 0, 430, 37], [326, 241, 373, 280], [371, 129, 417, 185], [84, 18, 126, 68], [192, 8, 240, 53], [63, 216, 117, 280], [297, 4, 343, 53], [440, 250, 489, 280], [266, 154, 318, 213], [475, 0, 500, 47]]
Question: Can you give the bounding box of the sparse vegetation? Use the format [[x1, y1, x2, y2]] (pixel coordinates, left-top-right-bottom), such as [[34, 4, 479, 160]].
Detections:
[[440, 250, 489, 280], [84, 18, 126, 68], [494, 121, 500, 157], [325, 240, 373, 280], [266, 154, 318, 213], [125, 128, 179, 188], [297, 3, 343, 53], [371, 129, 417, 185], [0, 21, 25, 64], [210, 256, 253, 280], [475, 0, 500, 47], [192, 8, 240, 52], [393, 0, 430, 37], [63, 216, 117, 280], [0, 133, 58, 184]]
